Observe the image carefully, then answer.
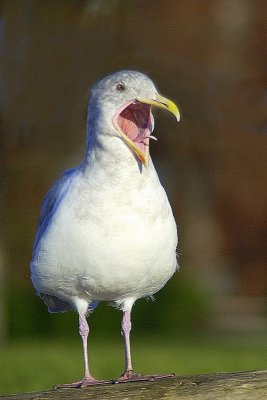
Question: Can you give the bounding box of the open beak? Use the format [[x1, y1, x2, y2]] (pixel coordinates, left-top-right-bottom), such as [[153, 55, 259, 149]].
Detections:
[[112, 93, 180, 167]]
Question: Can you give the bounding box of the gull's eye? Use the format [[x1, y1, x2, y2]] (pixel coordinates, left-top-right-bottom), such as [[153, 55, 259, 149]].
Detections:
[[116, 83, 125, 92]]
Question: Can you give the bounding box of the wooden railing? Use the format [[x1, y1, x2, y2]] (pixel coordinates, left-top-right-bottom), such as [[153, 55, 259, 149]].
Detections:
[[2, 370, 267, 399]]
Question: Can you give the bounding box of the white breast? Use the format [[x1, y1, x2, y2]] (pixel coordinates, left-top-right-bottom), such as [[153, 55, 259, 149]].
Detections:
[[31, 157, 178, 306]]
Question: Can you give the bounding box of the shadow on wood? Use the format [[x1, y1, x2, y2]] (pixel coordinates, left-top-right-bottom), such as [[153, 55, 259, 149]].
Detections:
[[2, 370, 267, 400]]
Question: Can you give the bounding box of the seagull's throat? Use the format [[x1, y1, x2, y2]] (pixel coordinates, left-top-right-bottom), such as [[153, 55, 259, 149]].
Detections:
[[112, 101, 155, 166]]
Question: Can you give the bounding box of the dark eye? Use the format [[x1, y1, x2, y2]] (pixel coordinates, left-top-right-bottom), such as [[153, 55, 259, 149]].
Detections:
[[116, 83, 125, 92]]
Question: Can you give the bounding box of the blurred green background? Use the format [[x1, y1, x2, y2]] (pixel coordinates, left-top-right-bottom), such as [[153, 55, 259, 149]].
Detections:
[[1, 0, 267, 396]]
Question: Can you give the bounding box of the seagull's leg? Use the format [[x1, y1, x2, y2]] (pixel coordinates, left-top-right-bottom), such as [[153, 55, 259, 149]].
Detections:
[[117, 309, 175, 383], [79, 314, 94, 384], [54, 313, 112, 388], [121, 310, 133, 374]]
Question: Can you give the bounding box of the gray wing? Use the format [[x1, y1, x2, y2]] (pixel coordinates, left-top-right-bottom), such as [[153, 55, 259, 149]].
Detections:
[[39, 293, 73, 313], [32, 168, 75, 254], [32, 168, 76, 313]]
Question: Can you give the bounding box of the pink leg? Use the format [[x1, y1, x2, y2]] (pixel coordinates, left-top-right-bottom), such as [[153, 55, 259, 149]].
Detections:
[[54, 313, 112, 388], [118, 310, 175, 383], [121, 310, 133, 373], [79, 314, 92, 380]]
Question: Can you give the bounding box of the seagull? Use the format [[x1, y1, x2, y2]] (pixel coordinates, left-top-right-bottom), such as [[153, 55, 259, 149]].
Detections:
[[30, 70, 180, 388]]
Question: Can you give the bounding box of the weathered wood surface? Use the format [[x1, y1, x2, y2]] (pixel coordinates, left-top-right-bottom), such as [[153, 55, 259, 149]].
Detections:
[[2, 370, 267, 400]]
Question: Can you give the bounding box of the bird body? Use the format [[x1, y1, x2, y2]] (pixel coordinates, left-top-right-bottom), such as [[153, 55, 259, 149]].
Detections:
[[30, 70, 180, 387], [31, 159, 177, 309]]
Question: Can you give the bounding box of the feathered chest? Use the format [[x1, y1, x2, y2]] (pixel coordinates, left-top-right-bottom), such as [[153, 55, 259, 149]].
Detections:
[[40, 169, 176, 260], [31, 167, 178, 302]]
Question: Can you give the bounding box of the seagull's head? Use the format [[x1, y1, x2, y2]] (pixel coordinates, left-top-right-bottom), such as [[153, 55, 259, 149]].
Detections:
[[88, 70, 180, 166]]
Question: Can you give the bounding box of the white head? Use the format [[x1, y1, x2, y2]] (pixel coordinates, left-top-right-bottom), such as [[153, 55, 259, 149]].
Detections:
[[87, 70, 180, 166]]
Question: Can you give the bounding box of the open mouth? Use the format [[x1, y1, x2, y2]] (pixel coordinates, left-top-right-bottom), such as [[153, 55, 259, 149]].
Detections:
[[112, 100, 156, 165]]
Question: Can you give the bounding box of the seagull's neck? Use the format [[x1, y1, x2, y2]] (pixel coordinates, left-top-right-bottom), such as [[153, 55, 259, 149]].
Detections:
[[81, 115, 153, 181]]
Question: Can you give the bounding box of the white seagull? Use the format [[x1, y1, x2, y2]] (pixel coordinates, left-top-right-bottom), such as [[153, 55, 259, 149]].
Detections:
[[30, 70, 180, 388]]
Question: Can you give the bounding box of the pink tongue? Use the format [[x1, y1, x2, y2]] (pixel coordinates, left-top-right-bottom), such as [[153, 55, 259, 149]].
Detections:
[[117, 109, 140, 141], [117, 106, 152, 155]]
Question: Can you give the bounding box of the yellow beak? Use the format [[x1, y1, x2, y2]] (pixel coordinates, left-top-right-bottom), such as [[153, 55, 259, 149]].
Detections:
[[136, 93, 180, 122], [113, 94, 180, 168]]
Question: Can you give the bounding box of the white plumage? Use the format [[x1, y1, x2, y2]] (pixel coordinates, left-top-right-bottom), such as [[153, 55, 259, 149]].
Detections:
[[30, 70, 180, 387]]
